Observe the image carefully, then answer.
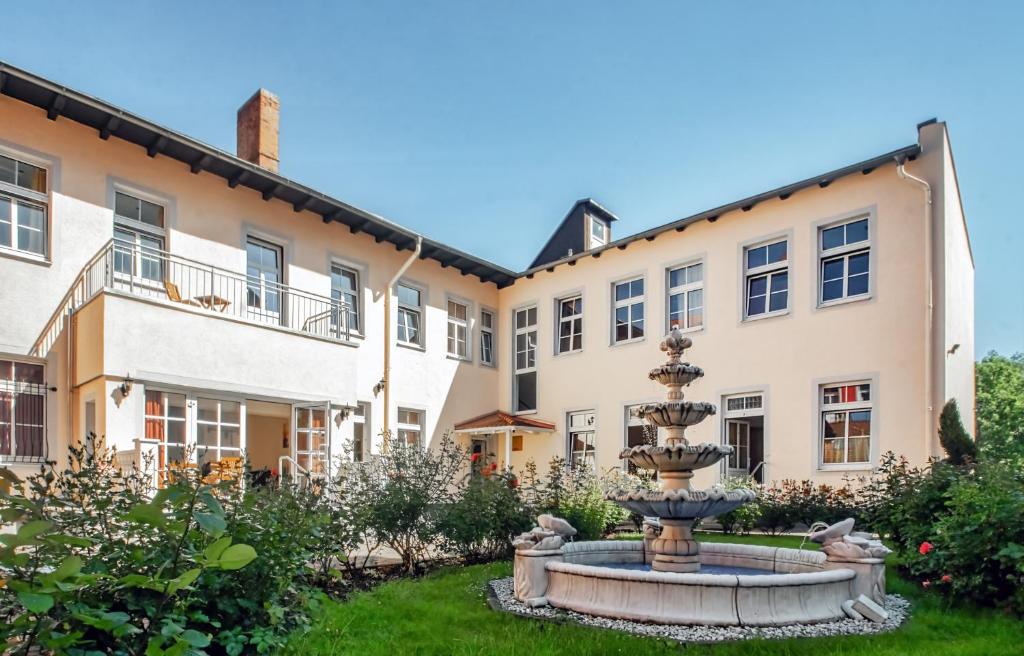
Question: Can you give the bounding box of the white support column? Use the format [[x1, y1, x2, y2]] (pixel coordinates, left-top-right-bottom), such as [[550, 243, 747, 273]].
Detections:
[[505, 428, 513, 470]]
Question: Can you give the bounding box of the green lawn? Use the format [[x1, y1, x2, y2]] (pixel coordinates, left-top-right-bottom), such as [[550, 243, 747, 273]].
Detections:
[[284, 534, 1024, 655]]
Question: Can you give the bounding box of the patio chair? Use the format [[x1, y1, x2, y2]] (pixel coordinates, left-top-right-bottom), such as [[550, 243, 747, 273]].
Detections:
[[163, 281, 201, 306]]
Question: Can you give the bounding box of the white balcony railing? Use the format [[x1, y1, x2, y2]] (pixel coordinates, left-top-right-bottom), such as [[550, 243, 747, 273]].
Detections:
[[32, 239, 355, 356]]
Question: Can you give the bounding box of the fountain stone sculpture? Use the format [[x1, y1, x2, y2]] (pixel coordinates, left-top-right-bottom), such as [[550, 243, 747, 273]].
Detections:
[[607, 329, 755, 572]]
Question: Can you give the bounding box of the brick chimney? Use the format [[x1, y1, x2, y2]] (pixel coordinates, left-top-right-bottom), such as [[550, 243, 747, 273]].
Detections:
[[236, 89, 280, 172]]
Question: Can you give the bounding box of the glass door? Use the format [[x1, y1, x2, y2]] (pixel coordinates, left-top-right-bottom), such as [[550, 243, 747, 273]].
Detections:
[[725, 419, 750, 479], [292, 402, 330, 477], [246, 237, 283, 325]]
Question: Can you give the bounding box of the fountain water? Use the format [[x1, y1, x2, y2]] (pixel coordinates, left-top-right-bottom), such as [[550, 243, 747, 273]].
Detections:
[[510, 329, 894, 627], [609, 329, 755, 573]]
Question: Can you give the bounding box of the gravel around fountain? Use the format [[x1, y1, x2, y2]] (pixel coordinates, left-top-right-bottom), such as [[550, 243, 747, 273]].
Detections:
[[487, 577, 910, 643]]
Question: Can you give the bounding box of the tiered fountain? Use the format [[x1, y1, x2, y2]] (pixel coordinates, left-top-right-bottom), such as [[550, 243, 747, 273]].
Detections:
[[511, 329, 893, 626], [608, 330, 754, 572]]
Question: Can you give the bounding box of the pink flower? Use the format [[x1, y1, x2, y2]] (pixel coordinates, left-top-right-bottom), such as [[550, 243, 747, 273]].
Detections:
[[470, 453, 480, 463], [918, 541, 934, 555], [941, 574, 952, 583], [922, 580, 931, 588]]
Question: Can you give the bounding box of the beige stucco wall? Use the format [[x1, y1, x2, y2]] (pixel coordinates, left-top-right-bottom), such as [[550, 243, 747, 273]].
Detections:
[[495, 154, 941, 486]]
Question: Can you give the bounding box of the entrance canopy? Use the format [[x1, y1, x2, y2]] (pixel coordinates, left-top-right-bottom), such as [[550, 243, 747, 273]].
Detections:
[[454, 411, 555, 466], [453, 410, 555, 434]]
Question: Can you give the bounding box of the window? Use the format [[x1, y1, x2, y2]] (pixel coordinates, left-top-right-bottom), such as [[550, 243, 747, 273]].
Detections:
[[556, 295, 583, 354], [295, 406, 329, 475], [0, 360, 45, 460], [351, 402, 369, 462], [246, 238, 283, 322], [514, 307, 538, 412], [113, 191, 165, 283], [613, 277, 645, 343], [196, 398, 241, 468], [397, 408, 423, 447], [624, 404, 659, 473], [0, 153, 48, 257], [820, 382, 872, 465], [744, 239, 788, 318], [568, 410, 596, 469], [396, 283, 423, 346], [667, 262, 703, 330], [819, 218, 870, 304], [589, 216, 608, 249], [725, 395, 763, 413], [330, 264, 360, 336], [447, 299, 469, 359], [145, 390, 187, 473], [480, 310, 496, 366]]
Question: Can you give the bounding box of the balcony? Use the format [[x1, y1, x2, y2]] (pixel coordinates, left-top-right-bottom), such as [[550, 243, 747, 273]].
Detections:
[[33, 239, 355, 356]]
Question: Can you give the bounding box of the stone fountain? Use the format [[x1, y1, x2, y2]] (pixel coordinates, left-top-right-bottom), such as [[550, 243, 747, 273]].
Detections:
[[509, 330, 894, 627], [608, 329, 755, 573]]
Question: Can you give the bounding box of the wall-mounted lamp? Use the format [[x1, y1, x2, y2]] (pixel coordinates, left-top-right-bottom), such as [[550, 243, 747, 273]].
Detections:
[[373, 378, 385, 397], [947, 343, 961, 355], [118, 374, 134, 398]]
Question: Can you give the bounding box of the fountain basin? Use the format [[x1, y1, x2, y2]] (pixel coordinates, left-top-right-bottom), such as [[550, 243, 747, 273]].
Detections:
[[607, 487, 757, 518], [543, 540, 856, 626], [635, 401, 716, 428], [647, 362, 704, 388], [618, 442, 732, 473]]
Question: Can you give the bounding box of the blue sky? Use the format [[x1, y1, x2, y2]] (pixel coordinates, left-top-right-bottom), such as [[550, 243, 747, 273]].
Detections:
[[2, 2, 1021, 357]]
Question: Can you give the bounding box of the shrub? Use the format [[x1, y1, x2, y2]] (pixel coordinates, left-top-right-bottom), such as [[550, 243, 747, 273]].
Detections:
[[519, 457, 630, 540], [975, 351, 1024, 463], [0, 436, 259, 655], [938, 399, 977, 466], [438, 471, 532, 563], [754, 479, 861, 534], [715, 476, 762, 534]]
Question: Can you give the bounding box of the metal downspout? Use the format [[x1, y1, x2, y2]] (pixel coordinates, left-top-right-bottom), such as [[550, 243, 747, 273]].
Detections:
[[382, 237, 423, 444]]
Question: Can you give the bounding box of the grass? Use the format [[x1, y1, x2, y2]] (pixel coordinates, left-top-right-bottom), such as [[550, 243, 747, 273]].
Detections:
[[283, 533, 1024, 655]]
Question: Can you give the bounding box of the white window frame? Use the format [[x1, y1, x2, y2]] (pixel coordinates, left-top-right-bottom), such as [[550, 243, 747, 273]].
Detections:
[[818, 381, 873, 468], [479, 308, 496, 367], [0, 149, 50, 260], [743, 238, 789, 320], [0, 359, 46, 462], [446, 297, 471, 360], [567, 410, 596, 470], [195, 397, 242, 467], [396, 281, 425, 348], [818, 216, 871, 307], [330, 262, 362, 337], [351, 401, 370, 462], [144, 389, 189, 475], [666, 260, 704, 332], [588, 215, 608, 249], [246, 236, 285, 324], [555, 294, 583, 355], [612, 276, 646, 345], [397, 407, 424, 448], [513, 305, 538, 414], [113, 189, 167, 286]]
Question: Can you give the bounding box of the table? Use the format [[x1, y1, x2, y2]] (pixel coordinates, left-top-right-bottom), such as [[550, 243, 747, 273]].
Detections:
[[193, 294, 231, 312]]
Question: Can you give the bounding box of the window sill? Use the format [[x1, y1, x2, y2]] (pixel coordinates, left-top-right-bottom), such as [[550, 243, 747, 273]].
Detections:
[[817, 463, 874, 473], [554, 348, 584, 358], [396, 341, 425, 353], [479, 361, 497, 369], [610, 336, 646, 348], [817, 293, 872, 310], [512, 410, 538, 417], [742, 309, 790, 324], [668, 325, 704, 335], [446, 354, 471, 363], [0, 247, 51, 267]]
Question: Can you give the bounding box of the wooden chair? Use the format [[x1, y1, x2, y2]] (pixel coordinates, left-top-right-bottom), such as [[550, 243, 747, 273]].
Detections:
[[164, 281, 201, 306]]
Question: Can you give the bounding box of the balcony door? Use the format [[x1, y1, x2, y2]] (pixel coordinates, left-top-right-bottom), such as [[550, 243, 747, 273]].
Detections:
[[246, 237, 283, 325]]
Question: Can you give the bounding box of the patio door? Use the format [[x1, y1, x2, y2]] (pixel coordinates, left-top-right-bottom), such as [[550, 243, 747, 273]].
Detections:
[[291, 402, 331, 477], [246, 237, 283, 325], [725, 419, 750, 479]]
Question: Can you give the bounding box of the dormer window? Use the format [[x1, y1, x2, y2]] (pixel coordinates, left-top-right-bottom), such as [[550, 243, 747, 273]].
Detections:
[[588, 216, 608, 249]]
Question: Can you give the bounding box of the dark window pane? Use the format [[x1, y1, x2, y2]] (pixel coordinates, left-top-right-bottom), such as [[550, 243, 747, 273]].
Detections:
[[822, 225, 845, 250], [848, 252, 869, 276], [767, 241, 787, 263], [16, 161, 46, 193], [516, 372, 537, 412], [631, 279, 644, 297], [632, 302, 644, 320], [822, 279, 844, 302], [822, 258, 844, 281], [848, 273, 869, 296], [614, 282, 629, 302], [115, 192, 139, 221], [0, 156, 14, 185], [139, 199, 164, 228], [669, 268, 685, 288], [748, 276, 767, 297], [771, 271, 788, 293], [615, 322, 629, 342], [747, 295, 766, 316], [747, 246, 766, 269], [846, 219, 868, 244], [769, 289, 788, 312]]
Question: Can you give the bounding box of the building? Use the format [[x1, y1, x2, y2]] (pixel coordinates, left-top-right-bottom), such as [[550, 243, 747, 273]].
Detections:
[[0, 62, 974, 489]]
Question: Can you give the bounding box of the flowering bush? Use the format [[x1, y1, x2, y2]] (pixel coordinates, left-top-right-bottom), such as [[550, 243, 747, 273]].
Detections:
[[518, 458, 631, 540]]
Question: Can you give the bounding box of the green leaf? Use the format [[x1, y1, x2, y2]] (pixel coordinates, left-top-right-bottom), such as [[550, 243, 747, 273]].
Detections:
[[0, 468, 22, 484], [203, 536, 232, 561], [45, 534, 96, 548], [127, 503, 165, 527], [193, 511, 226, 536], [18, 591, 54, 613], [216, 543, 257, 570], [180, 629, 211, 648], [166, 568, 202, 595], [51, 555, 83, 582]]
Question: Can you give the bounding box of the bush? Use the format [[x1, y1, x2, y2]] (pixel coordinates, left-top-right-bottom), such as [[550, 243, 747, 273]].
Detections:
[[754, 479, 861, 534], [975, 351, 1024, 463], [438, 471, 532, 563], [715, 476, 761, 534], [519, 458, 631, 540], [938, 399, 977, 466]]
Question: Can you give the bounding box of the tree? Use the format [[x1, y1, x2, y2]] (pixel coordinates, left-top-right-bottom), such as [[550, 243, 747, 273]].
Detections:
[[975, 352, 1024, 462], [938, 399, 977, 466]]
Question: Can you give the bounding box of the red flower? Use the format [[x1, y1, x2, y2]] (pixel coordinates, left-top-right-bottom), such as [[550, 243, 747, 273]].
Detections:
[[270, 468, 277, 477], [922, 580, 931, 588], [509, 478, 520, 489], [490, 462, 498, 471], [918, 541, 933, 555], [941, 574, 952, 583], [470, 453, 480, 463]]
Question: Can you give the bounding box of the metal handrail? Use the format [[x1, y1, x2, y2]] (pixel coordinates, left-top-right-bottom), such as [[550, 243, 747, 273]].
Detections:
[[31, 240, 355, 356], [749, 460, 765, 483]]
